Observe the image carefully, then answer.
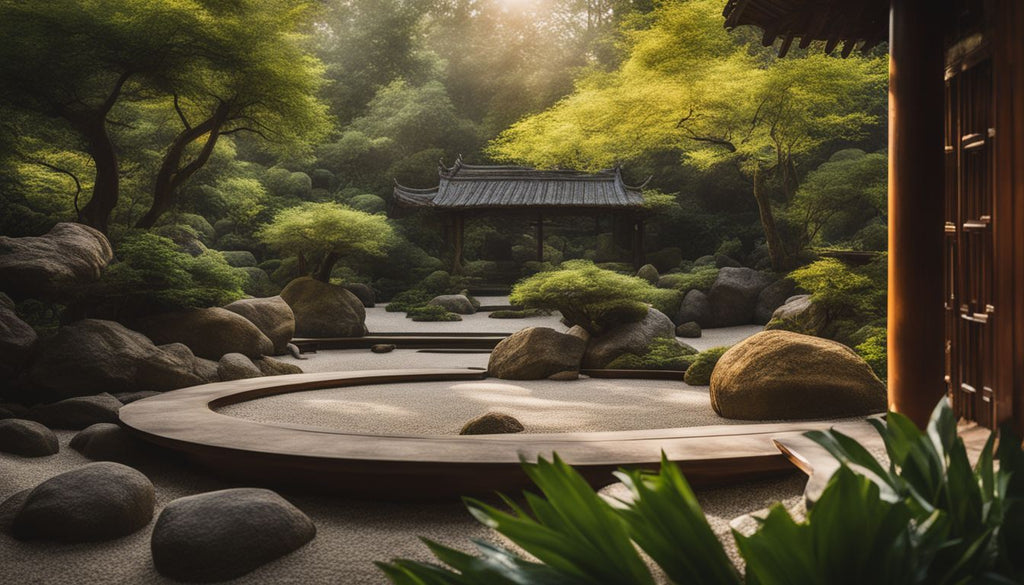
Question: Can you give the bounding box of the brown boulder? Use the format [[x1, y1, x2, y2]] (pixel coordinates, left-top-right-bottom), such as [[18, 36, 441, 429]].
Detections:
[[280, 277, 366, 338], [710, 330, 887, 420], [0, 305, 36, 380], [0, 223, 113, 301], [488, 327, 586, 380], [135, 307, 273, 360], [223, 296, 295, 355], [460, 412, 525, 435]]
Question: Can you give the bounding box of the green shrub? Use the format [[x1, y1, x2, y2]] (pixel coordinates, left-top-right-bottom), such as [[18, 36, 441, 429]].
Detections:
[[509, 260, 662, 336], [157, 213, 215, 244], [379, 399, 1024, 585], [789, 258, 879, 323], [90, 232, 244, 313], [348, 193, 387, 214], [606, 338, 697, 371], [855, 326, 887, 380], [715, 237, 743, 260], [657, 266, 719, 294], [419, 270, 452, 294], [683, 346, 729, 385], [385, 289, 431, 312], [488, 308, 548, 319], [407, 305, 461, 322]]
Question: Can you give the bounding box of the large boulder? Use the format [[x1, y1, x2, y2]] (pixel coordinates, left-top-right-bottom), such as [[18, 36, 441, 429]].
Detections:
[[151, 488, 316, 582], [135, 307, 273, 360], [754, 278, 796, 324], [224, 297, 293, 354], [428, 294, 476, 315], [676, 321, 702, 338], [70, 423, 149, 464], [29, 320, 208, 400], [30, 393, 122, 430], [675, 289, 710, 327], [765, 294, 830, 337], [343, 283, 376, 308], [0, 419, 59, 457], [254, 357, 303, 376], [217, 353, 262, 381], [705, 267, 775, 327], [582, 308, 675, 369], [488, 327, 586, 380], [0, 305, 37, 380], [710, 330, 887, 420], [280, 277, 367, 338], [0, 223, 113, 301], [9, 462, 155, 542], [460, 412, 525, 435]]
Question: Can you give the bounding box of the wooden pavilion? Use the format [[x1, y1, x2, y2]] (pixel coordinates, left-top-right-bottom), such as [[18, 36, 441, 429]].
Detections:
[[393, 157, 650, 273], [724, 0, 1024, 430]]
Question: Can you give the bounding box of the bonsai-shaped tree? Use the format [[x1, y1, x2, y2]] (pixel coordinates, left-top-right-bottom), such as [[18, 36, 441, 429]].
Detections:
[[258, 202, 394, 282], [509, 260, 664, 336]]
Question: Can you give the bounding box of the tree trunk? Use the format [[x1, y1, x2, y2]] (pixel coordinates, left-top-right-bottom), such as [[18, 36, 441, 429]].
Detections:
[[752, 166, 788, 271], [315, 251, 340, 282], [135, 101, 230, 229], [74, 116, 119, 234]]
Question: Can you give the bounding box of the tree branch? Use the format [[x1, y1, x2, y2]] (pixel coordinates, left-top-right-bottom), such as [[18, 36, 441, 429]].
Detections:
[[173, 94, 191, 131]]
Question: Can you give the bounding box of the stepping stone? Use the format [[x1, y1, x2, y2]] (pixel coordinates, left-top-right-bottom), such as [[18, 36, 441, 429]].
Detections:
[[0, 419, 59, 457], [8, 461, 154, 542], [152, 488, 316, 582]]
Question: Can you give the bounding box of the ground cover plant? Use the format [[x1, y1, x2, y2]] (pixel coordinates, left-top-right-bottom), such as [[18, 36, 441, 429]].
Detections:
[[683, 346, 730, 385], [378, 399, 1024, 584], [606, 338, 697, 371]]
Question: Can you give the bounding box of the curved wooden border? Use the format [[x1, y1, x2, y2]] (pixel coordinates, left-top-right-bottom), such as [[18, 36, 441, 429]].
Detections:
[[120, 370, 849, 499]]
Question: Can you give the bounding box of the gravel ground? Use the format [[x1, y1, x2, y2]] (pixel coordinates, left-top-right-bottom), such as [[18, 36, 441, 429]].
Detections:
[[217, 378, 754, 435], [0, 432, 805, 584]]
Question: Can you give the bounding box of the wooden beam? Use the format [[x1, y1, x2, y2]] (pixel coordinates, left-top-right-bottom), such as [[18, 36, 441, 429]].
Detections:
[[887, 0, 948, 427]]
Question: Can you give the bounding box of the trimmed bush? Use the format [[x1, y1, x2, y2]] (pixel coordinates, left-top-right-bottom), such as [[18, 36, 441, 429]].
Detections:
[[488, 308, 549, 319], [606, 338, 697, 371], [385, 289, 431, 312], [509, 260, 663, 336], [683, 346, 730, 385], [657, 266, 719, 293], [407, 305, 461, 322]]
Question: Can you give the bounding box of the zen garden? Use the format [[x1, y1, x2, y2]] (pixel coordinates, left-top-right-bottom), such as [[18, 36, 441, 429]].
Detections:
[[3, 0, 1024, 584]]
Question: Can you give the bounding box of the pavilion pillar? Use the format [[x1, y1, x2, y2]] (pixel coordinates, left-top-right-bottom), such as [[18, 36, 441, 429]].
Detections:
[[887, 0, 946, 427], [632, 217, 645, 269], [452, 213, 465, 275], [536, 213, 544, 262]]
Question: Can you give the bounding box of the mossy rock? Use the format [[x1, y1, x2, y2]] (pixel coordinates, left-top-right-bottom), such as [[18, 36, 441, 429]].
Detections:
[[407, 305, 461, 322], [683, 346, 730, 386]]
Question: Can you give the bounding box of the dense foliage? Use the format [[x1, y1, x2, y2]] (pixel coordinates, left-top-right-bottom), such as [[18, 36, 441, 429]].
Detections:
[[509, 261, 663, 336], [683, 345, 729, 385], [606, 337, 697, 370], [379, 399, 1024, 584]]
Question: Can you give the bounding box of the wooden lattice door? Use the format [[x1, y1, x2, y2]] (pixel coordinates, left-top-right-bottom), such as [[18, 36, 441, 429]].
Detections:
[[945, 56, 996, 427]]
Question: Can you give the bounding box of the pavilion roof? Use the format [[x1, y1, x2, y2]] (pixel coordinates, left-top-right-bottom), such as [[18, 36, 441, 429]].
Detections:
[[393, 157, 647, 211], [723, 0, 888, 57]]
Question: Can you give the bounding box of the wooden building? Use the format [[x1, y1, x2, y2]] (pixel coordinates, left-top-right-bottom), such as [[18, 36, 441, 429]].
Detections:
[[724, 0, 1024, 429], [393, 157, 650, 273]]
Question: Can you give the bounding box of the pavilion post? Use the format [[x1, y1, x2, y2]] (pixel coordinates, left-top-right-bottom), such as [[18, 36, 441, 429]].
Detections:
[[632, 217, 645, 269], [887, 0, 947, 427], [536, 213, 544, 262], [452, 213, 465, 275]]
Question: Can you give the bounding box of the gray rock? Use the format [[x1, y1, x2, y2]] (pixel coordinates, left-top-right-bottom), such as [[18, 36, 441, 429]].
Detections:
[[583, 308, 675, 369], [705, 267, 775, 327], [220, 250, 257, 267], [765, 295, 830, 337], [195, 357, 221, 383], [70, 423, 149, 464], [714, 254, 742, 268], [428, 294, 476, 315], [31, 393, 122, 430], [135, 307, 273, 360], [0, 292, 13, 310], [224, 296, 295, 356], [217, 353, 262, 381], [693, 255, 716, 267], [489, 327, 586, 380], [152, 488, 316, 582], [635, 264, 659, 284], [253, 357, 302, 376], [676, 321, 702, 338], [10, 462, 155, 542], [710, 330, 887, 420], [0, 419, 59, 457], [280, 277, 367, 338], [0, 305, 37, 380], [460, 412, 525, 435], [29, 320, 208, 399], [754, 278, 796, 324], [675, 289, 711, 327], [0, 223, 113, 301], [343, 283, 376, 308]]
